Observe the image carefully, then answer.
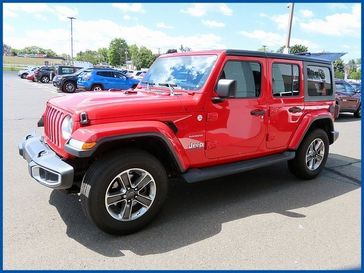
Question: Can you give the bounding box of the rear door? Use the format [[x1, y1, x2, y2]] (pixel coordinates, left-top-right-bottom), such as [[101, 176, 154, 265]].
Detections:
[[113, 72, 128, 89], [267, 59, 305, 149]]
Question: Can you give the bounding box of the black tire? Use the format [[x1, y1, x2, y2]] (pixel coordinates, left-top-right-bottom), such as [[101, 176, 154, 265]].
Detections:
[[354, 104, 361, 118], [62, 81, 76, 93], [334, 103, 340, 119], [131, 84, 138, 89], [288, 128, 329, 179], [40, 76, 50, 83], [91, 84, 103, 91], [80, 150, 168, 235], [21, 73, 27, 79]]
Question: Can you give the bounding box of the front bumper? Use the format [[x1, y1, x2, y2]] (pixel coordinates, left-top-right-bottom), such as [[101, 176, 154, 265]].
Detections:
[[18, 134, 74, 189]]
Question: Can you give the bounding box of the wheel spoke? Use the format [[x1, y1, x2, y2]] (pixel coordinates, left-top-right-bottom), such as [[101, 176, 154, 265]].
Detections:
[[315, 141, 323, 152], [120, 172, 131, 189], [106, 192, 125, 206], [122, 202, 133, 220], [135, 173, 152, 191], [135, 194, 152, 207]]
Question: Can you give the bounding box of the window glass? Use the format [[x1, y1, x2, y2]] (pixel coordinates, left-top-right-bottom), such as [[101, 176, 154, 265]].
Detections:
[[61, 67, 74, 74], [97, 71, 114, 77], [307, 66, 333, 96], [272, 63, 300, 96], [220, 61, 261, 98], [142, 55, 217, 91], [335, 83, 345, 92], [114, 72, 126, 79], [344, 83, 355, 93]]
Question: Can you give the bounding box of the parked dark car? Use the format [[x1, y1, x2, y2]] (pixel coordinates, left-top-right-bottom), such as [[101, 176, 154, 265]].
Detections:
[[36, 66, 81, 83], [335, 79, 361, 118], [77, 68, 140, 91], [34, 66, 56, 83], [348, 81, 361, 93], [53, 68, 87, 93]]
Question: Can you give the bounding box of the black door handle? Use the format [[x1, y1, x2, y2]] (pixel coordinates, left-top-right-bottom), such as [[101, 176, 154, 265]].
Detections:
[[250, 109, 265, 116], [288, 106, 302, 113]]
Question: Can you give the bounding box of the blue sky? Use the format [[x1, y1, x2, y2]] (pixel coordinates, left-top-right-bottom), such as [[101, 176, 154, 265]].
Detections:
[[3, 3, 361, 62]]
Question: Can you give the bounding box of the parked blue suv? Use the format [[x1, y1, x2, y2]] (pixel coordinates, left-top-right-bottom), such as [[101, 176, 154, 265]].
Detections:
[[77, 68, 140, 91]]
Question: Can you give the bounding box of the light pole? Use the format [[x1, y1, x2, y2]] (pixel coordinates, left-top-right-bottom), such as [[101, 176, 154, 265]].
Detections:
[[67, 16, 76, 65], [284, 3, 294, 54]]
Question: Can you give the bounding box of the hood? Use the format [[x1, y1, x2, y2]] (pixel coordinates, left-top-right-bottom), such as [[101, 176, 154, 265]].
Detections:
[[49, 90, 195, 122]]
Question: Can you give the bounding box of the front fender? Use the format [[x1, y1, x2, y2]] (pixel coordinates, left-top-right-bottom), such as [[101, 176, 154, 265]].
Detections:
[[67, 121, 190, 171], [288, 112, 334, 150]]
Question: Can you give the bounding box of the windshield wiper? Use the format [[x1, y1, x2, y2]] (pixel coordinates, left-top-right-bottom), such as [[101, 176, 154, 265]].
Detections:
[[140, 81, 155, 91], [158, 83, 177, 96]]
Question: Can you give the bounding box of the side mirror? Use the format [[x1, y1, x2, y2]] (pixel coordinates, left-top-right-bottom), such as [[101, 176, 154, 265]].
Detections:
[[212, 79, 236, 103]]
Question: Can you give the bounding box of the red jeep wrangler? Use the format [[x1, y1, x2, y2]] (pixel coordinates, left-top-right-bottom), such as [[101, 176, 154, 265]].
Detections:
[[19, 50, 339, 234]]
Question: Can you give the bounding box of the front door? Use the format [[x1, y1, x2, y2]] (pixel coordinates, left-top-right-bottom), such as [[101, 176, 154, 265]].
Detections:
[[205, 56, 268, 159]]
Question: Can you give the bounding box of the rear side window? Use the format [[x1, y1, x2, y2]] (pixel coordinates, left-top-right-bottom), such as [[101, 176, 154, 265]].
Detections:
[[272, 63, 300, 96], [307, 66, 333, 96], [97, 71, 114, 77], [60, 67, 75, 74], [220, 61, 261, 98]]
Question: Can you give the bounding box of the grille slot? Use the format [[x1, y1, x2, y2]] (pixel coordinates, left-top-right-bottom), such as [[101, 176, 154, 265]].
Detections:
[[44, 105, 65, 147]]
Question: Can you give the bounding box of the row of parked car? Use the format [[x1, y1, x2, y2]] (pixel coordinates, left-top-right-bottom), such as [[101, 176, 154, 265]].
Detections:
[[18, 65, 147, 93]]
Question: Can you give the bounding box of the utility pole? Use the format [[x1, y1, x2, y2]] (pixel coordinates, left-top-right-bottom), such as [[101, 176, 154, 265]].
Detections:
[[67, 16, 76, 65], [284, 3, 294, 54]]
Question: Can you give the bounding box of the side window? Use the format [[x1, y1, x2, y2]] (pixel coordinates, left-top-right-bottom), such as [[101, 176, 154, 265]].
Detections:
[[61, 67, 74, 74], [220, 61, 261, 98], [97, 71, 114, 77], [272, 63, 300, 96], [335, 83, 345, 92], [307, 66, 333, 96], [344, 83, 355, 93], [114, 72, 126, 79]]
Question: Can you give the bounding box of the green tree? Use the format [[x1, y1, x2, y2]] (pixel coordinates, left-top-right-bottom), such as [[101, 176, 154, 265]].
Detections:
[[349, 70, 361, 80], [3, 44, 12, 55], [276, 46, 285, 53], [97, 48, 109, 63], [75, 50, 99, 65], [134, 46, 155, 70], [334, 58, 345, 79], [289, 44, 308, 54], [128, 44, 139, 66], [108, 38, 128, 66]]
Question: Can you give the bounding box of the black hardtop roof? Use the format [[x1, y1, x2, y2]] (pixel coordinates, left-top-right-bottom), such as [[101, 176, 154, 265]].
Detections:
[[225, 49, 332, 65]]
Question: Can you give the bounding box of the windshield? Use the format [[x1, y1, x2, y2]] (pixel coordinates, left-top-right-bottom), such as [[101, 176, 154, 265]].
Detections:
[[142, 55, 217, 91]]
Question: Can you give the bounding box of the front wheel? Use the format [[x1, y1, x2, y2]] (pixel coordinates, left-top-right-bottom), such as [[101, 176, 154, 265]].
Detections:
[[354, 104, 361, 118], [288, 129, 329, 179], [80, 150, 168, 235], [62, 81, 76, 93], [40, 76, 50, 83], [21, 73, 27, 79], [91, 84, 103, 91]]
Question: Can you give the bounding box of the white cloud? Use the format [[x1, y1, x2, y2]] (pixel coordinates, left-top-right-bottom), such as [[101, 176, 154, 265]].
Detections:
[[299, 4, 361, 37], [112, 3, 145, 13], [53, 5, 78, 21], [181, 3, 232, 17], [327, 3, 349, 10], [201, 19, 225, 28], [239, 29, 318, 50], [300, 9, 314, 18], [4, 19, 225, 55], [3, 3, 78, 21], [123, 15, 131, 21], [156, 22, 173, 29]]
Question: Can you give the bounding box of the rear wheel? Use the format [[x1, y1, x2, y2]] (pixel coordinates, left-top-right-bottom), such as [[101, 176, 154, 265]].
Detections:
[[288, 129, 329, 179], [80, 150, 168, 235], [62, 81, 76, 93], [354, 104, 361, 118], [92, 84, 103, 91], [40, 76, 50, 83]]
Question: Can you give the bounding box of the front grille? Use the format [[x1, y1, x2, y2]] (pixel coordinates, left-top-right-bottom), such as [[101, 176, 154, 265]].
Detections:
[[44, 105, 65, 147]]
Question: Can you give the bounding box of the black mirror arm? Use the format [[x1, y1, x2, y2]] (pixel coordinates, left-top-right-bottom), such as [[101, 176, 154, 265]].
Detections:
[[212, 96, 225, 103]]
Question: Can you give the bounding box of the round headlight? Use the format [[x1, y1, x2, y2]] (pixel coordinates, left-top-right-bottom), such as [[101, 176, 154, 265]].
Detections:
[[61, 115, 73, 140]]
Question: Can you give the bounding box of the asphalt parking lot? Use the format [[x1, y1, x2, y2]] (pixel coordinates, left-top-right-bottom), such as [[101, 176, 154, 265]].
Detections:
[[3, 71, 361, 270]]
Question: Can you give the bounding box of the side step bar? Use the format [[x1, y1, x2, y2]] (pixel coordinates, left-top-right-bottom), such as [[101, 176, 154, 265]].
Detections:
[[182, 151, 295, 183]]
